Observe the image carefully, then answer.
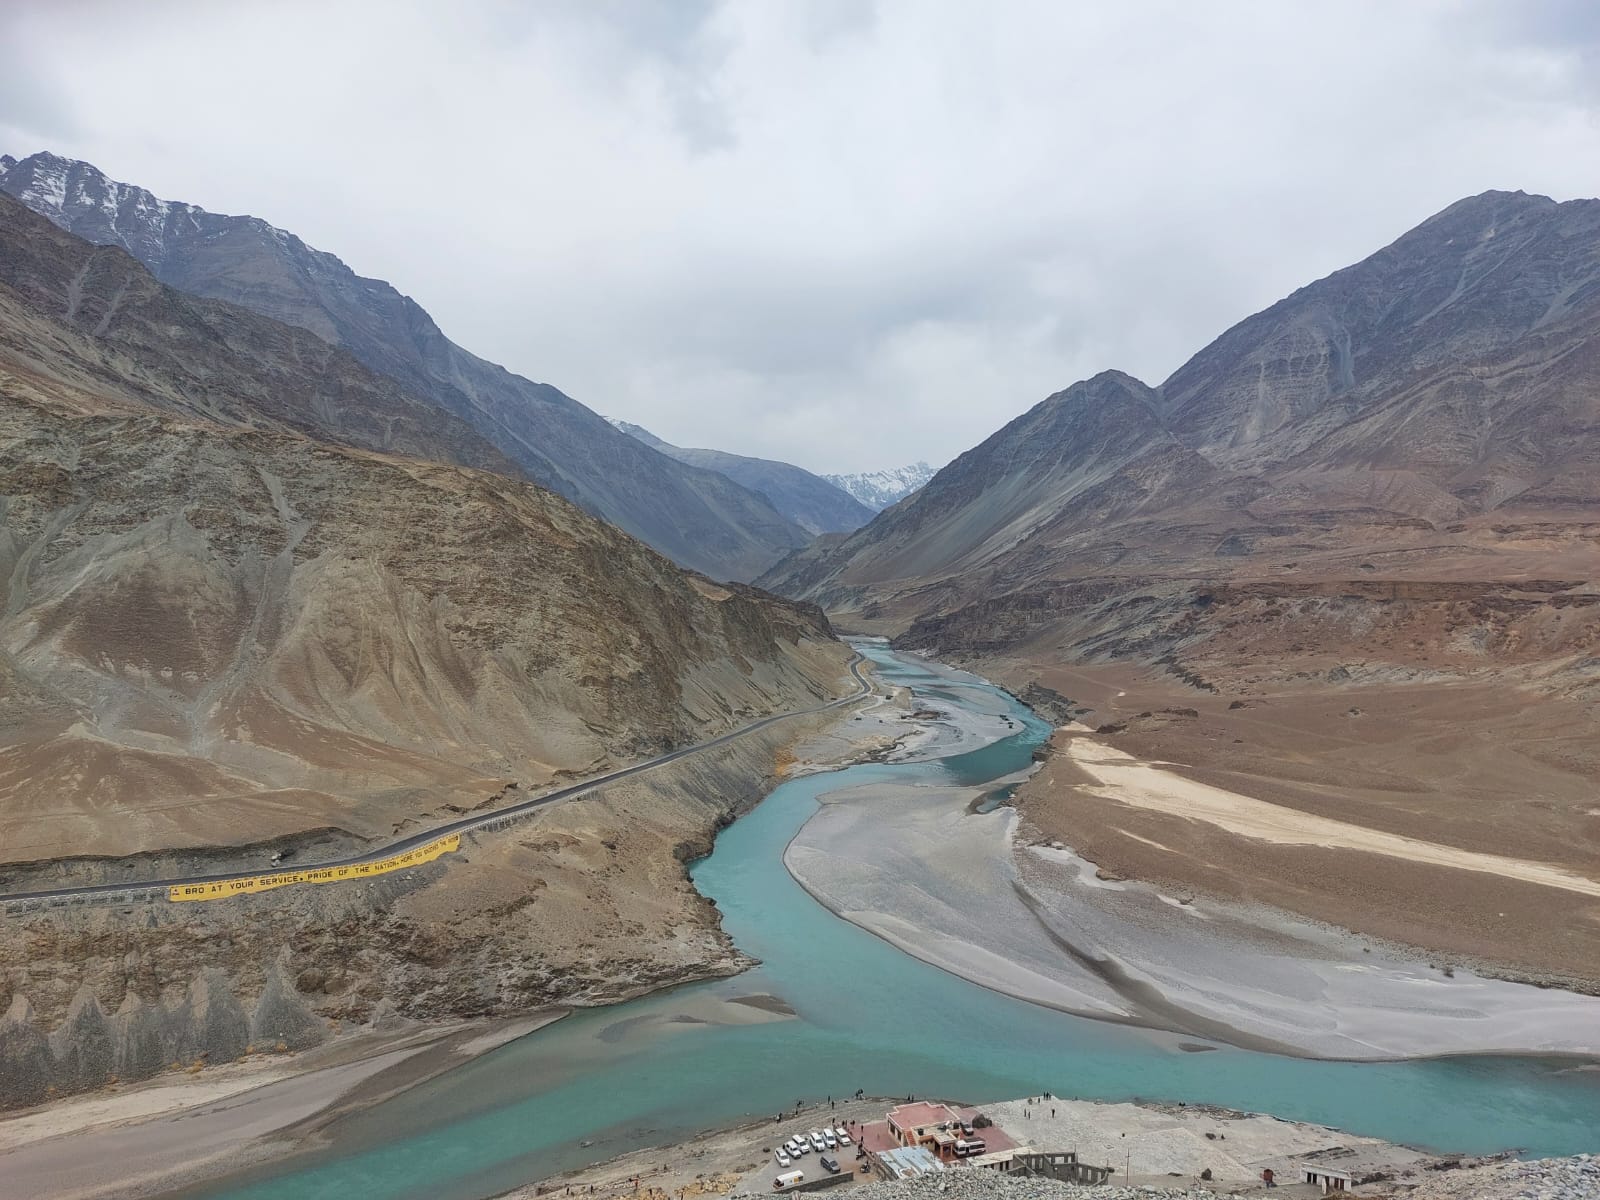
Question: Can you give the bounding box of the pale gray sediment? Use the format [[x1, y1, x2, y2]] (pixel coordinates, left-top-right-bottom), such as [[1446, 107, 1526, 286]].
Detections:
[[782, 731, 1600, 1060]]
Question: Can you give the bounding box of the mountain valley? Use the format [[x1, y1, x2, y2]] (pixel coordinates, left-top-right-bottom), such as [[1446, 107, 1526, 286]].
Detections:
[[764, 189, 1600, 991], [1, 162, 1598, 1200]]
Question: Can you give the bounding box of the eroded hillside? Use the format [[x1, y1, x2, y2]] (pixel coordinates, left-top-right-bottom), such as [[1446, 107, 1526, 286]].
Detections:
[[0, 193, 858, 1110], [0, 384, 845, 867]]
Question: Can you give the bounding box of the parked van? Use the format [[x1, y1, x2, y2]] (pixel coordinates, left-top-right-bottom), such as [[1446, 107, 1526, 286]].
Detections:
[[773, 1170, 804, 1191], [820, 1156, 840, 1174]]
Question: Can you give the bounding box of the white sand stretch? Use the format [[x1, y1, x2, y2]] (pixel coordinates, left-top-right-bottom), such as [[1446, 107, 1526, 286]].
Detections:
[[1061, 731, 1600, 898]]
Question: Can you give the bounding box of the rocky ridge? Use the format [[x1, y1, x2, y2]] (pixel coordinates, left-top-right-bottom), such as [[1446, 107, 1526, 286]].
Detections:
[[610, 419, 875, 535], [0, 150, 811, 581], [763, 190, 1600, 692], [823, 461, 936, 511]]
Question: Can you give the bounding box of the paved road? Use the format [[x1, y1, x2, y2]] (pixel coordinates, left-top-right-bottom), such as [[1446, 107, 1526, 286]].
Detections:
[[2, 654, 871, 906]]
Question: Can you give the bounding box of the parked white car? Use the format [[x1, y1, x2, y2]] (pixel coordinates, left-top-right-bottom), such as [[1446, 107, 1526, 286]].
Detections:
[[809, 1132, 827, 1153], [835, 1127, 852, 1144], [776, 1151, 791, 1168], [823, 1130, 838, 1149]]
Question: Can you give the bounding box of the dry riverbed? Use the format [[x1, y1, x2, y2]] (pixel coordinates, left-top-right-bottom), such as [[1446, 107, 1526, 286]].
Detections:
[[781, 679, 1600, 1060]]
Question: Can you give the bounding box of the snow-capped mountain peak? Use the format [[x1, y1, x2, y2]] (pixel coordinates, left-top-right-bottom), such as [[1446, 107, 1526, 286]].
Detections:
[[823, 462, 936, 511]]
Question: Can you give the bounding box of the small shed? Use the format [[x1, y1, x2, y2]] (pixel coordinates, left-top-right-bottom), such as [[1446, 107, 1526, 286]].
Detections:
[[1303, 1165, 1352, 1193]]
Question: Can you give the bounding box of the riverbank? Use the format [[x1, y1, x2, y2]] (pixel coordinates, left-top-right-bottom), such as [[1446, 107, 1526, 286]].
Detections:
[[0, 673, 886, 1200], [782, 686, 1600, 1060], [493, 1093, 1515, 1200], [786, 646, 1016, 772], [29, 642, 1591, 1200], [0, 1012, 564, 1200], [985, 658, 1600, 998]]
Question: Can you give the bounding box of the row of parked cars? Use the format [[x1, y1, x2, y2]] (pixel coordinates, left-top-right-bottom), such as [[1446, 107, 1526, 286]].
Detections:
[[774, 1123, 853, 1173]]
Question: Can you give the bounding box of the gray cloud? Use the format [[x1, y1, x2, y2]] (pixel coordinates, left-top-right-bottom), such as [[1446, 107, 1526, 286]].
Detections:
[[3, 0, 1598, 472]]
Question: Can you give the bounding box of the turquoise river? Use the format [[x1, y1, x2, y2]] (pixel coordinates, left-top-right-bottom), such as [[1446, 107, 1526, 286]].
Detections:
[[194, 641, 1599, 1200]]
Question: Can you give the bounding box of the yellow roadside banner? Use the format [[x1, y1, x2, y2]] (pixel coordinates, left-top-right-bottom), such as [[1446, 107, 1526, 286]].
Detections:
[[168, 833, 462, 902]]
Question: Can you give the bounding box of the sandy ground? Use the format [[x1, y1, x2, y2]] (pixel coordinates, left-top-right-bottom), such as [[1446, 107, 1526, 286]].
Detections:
[[1057, 732, 1600, 899], [781, 710, 1600, 1059], [784, 774, 1133, 1023], [495, 1098, 888, 1200], [0, 1013, 565, 1200], [982, 1097, 1442, 1190], [499, 1094, 1457, 1200], [999, 662, 1600, 993]]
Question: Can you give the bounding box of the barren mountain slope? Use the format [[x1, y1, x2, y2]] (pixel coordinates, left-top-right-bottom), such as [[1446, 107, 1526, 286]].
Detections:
[[764, 190, 1600, 653], [0, 202, 849, 868], [0, 383, 846, 868], [0, 193, 517, 474], [0, 151, 811, 581]]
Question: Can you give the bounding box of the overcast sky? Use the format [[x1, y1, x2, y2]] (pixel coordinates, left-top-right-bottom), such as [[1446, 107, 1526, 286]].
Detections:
[[4, 1, 1599, 473]]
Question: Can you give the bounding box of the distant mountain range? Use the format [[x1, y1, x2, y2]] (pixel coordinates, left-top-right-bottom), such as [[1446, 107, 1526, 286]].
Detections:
[[823, 462, 936, 511], [0, 151, 809, 581], [764, 189, 1600, 698], [607, 419, 875, 535]]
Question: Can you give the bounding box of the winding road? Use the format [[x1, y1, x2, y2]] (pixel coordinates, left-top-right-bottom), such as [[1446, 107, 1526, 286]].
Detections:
[[2, 654, 871, 908]]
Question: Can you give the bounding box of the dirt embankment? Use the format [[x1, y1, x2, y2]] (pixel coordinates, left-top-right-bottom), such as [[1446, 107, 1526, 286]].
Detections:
[[0, 703, 853, 1112]]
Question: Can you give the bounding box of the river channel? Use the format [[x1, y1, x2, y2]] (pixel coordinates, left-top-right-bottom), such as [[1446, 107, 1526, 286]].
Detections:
[[197, 641, 1600, 1200]]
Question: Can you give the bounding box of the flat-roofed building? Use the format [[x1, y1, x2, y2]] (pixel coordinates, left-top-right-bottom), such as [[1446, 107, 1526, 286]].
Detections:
[[1304, 1165, 1352, 1193], [886, 1102, 962, 1147], [877, 1146, 943, 1180]]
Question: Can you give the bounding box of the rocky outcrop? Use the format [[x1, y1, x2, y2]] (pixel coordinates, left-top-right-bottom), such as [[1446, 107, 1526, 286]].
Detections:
[[46, 987, 115, 1093], [0, 995, 54, 1107], [0, 967, 327, 1109], [176, 969, 251, 1066], [112, 993, 169, 1082], [250, 961, 326, 1051]]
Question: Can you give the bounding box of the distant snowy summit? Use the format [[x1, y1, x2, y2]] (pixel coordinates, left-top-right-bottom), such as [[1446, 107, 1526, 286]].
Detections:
[[824, 463, 936, 511]]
